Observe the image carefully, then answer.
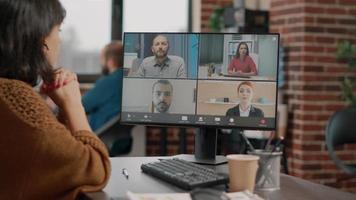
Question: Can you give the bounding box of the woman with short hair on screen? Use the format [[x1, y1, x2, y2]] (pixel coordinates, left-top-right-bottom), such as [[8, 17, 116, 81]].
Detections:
[[0, 0, 110, 199], [226, 81, 264, 117], [227, 42, 257, 76]]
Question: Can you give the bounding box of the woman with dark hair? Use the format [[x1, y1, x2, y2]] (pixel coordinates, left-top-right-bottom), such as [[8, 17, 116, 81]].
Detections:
[[227, 42, 257, 76], [226, 81, 264, 117], [0, 0, 110, 199]]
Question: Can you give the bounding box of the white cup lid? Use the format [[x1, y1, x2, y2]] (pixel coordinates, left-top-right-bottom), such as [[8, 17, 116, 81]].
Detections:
[[226, 154, 259, 161]]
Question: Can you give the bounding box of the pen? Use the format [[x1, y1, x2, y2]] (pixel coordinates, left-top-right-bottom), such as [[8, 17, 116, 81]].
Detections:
[[122, 168, 129, 179], [264, 131, 275, 151]]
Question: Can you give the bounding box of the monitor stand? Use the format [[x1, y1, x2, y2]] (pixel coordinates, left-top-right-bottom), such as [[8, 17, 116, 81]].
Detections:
[[174, 127, 227, 165]]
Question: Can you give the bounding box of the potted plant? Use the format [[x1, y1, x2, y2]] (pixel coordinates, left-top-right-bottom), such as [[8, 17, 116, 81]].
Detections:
[[209, 7, 225, 32], [336, 40, 356, 107], [325, 40, 356, 175]]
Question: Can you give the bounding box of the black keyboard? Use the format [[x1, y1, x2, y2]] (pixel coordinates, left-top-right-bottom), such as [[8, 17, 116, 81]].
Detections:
[[141, 158, 229, 190]]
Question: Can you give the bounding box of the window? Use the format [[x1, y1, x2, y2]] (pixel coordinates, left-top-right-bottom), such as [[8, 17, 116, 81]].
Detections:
[[58, 0, 112, 74], [122, 0, 190, 33]]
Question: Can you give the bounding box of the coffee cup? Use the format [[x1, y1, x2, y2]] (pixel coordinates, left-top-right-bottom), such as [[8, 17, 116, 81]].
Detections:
[[227, 154, 259, 192]]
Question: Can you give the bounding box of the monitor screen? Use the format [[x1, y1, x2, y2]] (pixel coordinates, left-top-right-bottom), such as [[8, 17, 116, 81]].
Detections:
[[121, 33, 279, 130]]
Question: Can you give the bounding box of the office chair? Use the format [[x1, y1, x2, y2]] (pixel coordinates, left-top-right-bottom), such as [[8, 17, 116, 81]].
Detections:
[[325, 108, 356, 175], [95, 115, 133, 157]]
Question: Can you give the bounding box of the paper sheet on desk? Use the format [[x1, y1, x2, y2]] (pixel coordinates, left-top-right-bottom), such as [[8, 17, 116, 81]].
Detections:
[[127, 190, 264, 200], [127, 191, 190, 200], [228, 190, 264, 200]]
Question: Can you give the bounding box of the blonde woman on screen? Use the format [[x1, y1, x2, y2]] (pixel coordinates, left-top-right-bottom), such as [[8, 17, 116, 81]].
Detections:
[[226, 81, 264, 117]]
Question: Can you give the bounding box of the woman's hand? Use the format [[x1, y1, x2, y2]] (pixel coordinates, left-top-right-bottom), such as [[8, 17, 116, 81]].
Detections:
[[43, 68, 81, 109], [41, 69, 92, 132], [228, 69, 242, 75], [41, 68, 77, 93]]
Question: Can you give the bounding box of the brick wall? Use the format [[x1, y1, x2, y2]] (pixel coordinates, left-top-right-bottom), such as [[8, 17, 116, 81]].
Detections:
[[146, 127, 195, 156], [270, 0, 356, 193]]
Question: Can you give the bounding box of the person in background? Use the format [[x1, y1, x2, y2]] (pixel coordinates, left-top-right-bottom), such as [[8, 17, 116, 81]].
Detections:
[[228, 42, 257, 76], [137, 35, 186, 78], [152, 79, 173, 113], [82, 41, 124, 131], [0, 0, 110, 199], [226, 81, 264, 117]]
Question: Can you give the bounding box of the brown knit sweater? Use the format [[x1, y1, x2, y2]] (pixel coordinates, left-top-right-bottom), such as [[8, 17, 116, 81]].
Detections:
[[0, 78, 111, 200]]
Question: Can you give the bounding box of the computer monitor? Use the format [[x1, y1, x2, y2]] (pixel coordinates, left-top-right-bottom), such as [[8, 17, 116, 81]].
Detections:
[[121, 32, 279, 164]]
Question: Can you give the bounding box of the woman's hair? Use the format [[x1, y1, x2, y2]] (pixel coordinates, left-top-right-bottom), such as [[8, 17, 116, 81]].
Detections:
[[237, 81, 254, 93], [234, 42, 250, 58], [0, 0, 66, 86]]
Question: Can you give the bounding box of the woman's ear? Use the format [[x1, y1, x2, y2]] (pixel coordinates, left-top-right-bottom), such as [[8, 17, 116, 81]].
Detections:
[[43, 43, 49, 51]]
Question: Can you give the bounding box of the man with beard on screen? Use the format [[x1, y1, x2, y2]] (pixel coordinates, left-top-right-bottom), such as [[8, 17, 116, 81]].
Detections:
[[152, 80, 173, 113], [137, 35, 186, 78]]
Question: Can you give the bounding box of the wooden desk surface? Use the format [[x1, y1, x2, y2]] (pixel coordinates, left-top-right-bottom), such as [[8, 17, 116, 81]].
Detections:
[[84, 157, 356, 200]]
